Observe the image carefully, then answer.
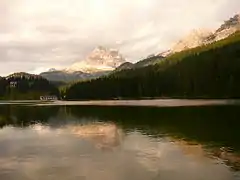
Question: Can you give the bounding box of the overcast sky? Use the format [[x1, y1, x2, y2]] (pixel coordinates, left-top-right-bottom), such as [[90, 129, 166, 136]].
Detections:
[[0, 0, 240, 75]]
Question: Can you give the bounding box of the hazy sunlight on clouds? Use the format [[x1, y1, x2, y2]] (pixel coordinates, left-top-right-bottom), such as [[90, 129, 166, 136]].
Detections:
[[0, 0, 240, 75]]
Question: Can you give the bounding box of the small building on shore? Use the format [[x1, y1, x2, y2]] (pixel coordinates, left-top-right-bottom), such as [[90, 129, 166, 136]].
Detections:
[[40, 95, 58, 101]]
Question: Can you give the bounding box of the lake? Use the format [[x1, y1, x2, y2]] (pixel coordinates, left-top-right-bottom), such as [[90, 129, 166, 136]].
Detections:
[[0, 100, 240, 180]]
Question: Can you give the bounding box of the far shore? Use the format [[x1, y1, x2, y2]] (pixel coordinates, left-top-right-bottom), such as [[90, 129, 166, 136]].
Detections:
[[0, 99, 240, 107]]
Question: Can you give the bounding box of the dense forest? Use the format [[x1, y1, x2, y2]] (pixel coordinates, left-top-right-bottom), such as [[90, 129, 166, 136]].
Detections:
[[0, 73, 59, 100], [65, 31, 240, 100]]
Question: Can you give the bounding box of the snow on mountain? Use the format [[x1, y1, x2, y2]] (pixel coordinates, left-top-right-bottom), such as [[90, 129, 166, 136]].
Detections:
[[162, 13, 240, 56], [170, 29, 214, 53], [40, 46, 126, 82], [65, 46, 126, 73], [214, 14, 240, 41]]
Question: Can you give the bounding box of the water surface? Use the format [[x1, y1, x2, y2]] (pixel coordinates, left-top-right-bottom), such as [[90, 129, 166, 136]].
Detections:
[[0, 103, 240, 180]]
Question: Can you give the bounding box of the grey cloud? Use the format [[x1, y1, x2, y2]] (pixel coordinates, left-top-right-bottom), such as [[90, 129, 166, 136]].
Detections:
[[0, 0, 240, 75]]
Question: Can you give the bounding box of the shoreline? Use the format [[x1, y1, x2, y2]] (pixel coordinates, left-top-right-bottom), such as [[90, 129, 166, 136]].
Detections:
[[0, 99, 240, 107], [39, 99, 240, 107]]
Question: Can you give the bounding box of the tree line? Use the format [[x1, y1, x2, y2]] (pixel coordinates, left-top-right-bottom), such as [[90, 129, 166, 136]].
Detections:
[[0, 73, 59, 100]]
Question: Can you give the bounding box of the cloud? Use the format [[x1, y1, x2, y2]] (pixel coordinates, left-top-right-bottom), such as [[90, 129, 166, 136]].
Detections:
[[0, 0, 240, 75]]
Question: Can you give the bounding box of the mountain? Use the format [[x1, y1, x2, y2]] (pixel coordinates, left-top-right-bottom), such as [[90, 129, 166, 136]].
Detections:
[[133, 55, 164, 68], [115, 62, 134, 71], [114, 55, 164, 72], [0, 72, 59, 100], [40, 70, 110, 82], [66, 46, 126, 73], [215, 14, 240, 41], [65, 31, 240, 100], [164, 14, 240, 56], [169, 29, 214, 54], [40, 46, 126, 82], [115, 14, 240, 71]]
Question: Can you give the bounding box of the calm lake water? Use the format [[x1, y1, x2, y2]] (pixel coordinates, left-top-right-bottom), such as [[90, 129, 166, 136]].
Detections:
[[0, 101, 240, 180]]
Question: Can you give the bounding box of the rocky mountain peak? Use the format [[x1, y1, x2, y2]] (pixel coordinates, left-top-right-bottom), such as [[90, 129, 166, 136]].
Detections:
[[48, 68, 58, 72], [214, 14, 240, 41], [66, 46, 126, 73], [40, 46, 126, 82], [216, 14, 240, 32], [170, 29, 213, 53]]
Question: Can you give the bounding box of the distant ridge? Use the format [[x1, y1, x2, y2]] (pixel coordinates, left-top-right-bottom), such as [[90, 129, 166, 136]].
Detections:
[[6, 72, 43, 80]]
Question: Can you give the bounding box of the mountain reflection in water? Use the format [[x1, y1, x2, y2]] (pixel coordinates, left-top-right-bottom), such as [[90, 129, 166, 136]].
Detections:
[[66, 123, 123, 149], [0, 104, 240, 180]]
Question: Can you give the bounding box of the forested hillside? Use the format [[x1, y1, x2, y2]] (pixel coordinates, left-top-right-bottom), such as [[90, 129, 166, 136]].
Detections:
[[65, 31, 240, 100], [0, 73, 59, 100]]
